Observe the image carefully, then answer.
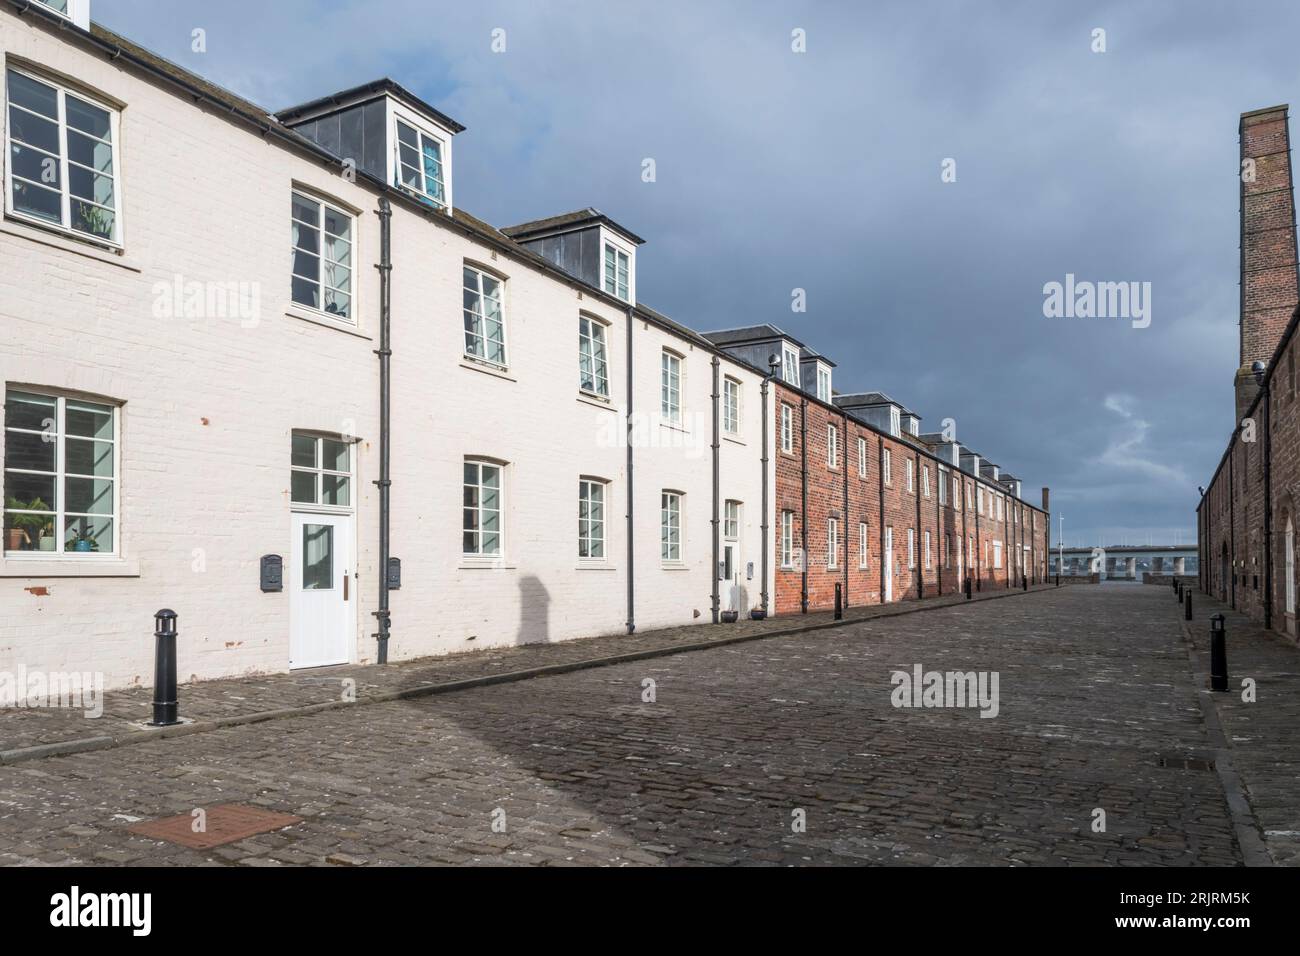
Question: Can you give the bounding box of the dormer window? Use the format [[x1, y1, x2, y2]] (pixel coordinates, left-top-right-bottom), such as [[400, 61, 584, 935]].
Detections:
[[394, 117, 447, 209], [781, 346, 801, 387], [33, 0, 89, 29], [888, 406, 901, 437], [816, 367, 831, 402], [603, 242, 630, 301]]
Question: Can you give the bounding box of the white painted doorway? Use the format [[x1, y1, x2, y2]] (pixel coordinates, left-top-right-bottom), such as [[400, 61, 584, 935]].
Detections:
[[1286, 517, 1295, 615], [290, 512, 353, 668], [884, 527, 894, 602]]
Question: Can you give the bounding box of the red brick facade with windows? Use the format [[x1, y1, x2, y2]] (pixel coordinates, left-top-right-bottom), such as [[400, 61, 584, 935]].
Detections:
[[772, 381, 1049, 615], [1200, 105, 1300, 642]]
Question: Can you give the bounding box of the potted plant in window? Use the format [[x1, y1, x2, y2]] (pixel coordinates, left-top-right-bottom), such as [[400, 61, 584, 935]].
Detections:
[[4, 497, 51, 551]]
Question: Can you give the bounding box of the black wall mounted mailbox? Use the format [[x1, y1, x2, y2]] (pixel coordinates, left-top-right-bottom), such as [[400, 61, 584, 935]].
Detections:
[[387, 556, 401, 590], [260, 554, 283, 592]]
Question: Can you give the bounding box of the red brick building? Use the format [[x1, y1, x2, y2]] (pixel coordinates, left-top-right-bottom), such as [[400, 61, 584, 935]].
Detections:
[[1199, 106, 1300, 641], [705, 326, 1050, 615]]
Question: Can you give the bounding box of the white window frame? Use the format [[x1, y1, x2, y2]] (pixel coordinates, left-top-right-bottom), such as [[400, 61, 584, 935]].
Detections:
[[888, 406, 901, 437], [938, 467, 947, 506], [782, 345, 801, 387], [781, 403, 794, 453], [291, 432, 355, 513], [661, 490, 683, 564], [4, 66, 123, 247], [602, 240, 631, 302], [780, 510, 795, 568], [922, 464, 931, 499], [463, 458, 505, 558], [291, 189, 356, 323], [827, 518, 838, 569], [924, 530, 932, 570], [661, 350, 683, 425], [827, 423, 838, 469], [816, 367, 831, 402], [578, 477, 607, 561], [993, 540, 1003, 569], [883, 448, 892, 485], [578, 314, 610, 398], [906, 458, 914, 494], [858, 437, 867, 478], [859, 522, 868, 569], [389, 102, 452, 210], [723, 378, 741, 436], [463, 264, 508, 369], [31, 1, 90, 30], [3, 389, 120, 558], [724, 500, 742, 541], [945, 533, 953, 569], [907, 528, 915, 569]]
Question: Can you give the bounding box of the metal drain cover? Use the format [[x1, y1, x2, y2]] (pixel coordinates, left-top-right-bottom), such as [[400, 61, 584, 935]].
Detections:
[[1157, 755, 1216, 771], [127, 803, 302, 849]]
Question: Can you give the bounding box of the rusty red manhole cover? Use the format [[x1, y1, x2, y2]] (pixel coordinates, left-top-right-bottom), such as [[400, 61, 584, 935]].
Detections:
[[127, 803, 302, 849]]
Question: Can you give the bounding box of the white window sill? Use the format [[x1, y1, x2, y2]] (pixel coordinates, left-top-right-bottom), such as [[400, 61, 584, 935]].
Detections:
[[460, 359, 516, 382], [577, 391, 615, 411], [2, 215, 139, 272], [0, 556, 141, 578], [286, 305, 371, 339], [576, 562, 617, 571], [458, 559, 516, 571], [661, 562, 689, 571], [659, 420, 688, 434], [723, 433, 745, 446]]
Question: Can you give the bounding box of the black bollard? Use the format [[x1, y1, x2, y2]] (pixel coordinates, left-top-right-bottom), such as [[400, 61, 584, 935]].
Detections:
[[1055, 573, 1060, 587], [1022, 574, 1028, 591], [965, 576, 972, 600], [151, 609, 180, 726], [1184, 591, 1192, 621], [1178, 582, 1184, 604], [834, 582, 842, 621], [1210, 614, 1228, 692]]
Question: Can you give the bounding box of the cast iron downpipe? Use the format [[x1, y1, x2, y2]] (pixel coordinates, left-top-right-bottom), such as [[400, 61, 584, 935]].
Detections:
[[878, 440, 886, 604], [800, 396, 809, 613], [842, 409, 850, 608], [1261, 380, 1273, 629], [625, 306, 635, 634], [936, 471, 943, 595], [974, 483, 981, 590], [961, 475, 969, 592], [711, 356, 721, 624], [760, 370, 771, 616], [1230, 444, 1236, 609], [373, 198, 393, 663], [914, 453, 923, 598]]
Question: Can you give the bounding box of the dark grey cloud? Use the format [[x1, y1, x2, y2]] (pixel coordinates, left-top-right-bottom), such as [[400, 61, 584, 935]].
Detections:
[[96, 0, 1294, 547]]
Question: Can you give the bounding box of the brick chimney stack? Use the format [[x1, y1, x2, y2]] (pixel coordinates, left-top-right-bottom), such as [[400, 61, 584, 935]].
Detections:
[[1237, 105, 1300, 422], [1041, 487, 1050, 513]]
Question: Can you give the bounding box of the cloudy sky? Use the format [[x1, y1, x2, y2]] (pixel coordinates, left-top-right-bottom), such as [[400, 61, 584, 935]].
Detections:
[[95, 0, 1298, 548]]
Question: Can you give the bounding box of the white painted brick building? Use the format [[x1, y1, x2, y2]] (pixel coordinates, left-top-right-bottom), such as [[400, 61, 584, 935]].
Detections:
[[0, 1, 774, 689]]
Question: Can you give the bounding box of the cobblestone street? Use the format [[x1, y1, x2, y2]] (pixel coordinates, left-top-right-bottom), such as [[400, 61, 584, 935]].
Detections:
[[0, 585, 1285, 866]]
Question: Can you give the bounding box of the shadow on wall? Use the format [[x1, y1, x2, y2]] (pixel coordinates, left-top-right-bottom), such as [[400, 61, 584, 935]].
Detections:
[[517, 574, 551, 646]]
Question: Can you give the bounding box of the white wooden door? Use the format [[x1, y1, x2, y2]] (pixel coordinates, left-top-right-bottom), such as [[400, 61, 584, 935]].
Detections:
[[884, 527, 893, 602], [290, 512, 352, 668]]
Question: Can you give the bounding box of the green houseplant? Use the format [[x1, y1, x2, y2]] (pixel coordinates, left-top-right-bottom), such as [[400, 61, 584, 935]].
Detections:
[[4, 497, 51, 551]]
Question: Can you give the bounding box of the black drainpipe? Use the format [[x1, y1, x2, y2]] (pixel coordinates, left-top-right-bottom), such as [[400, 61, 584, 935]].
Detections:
[[1263, 384, 1273, 629], [961, 474, 969, 587], [914, 452, 923, 598], [878, 439, 886, 603], [760, 373, 771, 615], [711, 356, 721, 624], [936, 468, 943, 595], [1230, 445, 1236, 609], [800, 395, 809, 613], [974, 481, 981, 589], [625, 306, 635, 634], [842, 410, 850, 607], [373, 198, 393, 663]]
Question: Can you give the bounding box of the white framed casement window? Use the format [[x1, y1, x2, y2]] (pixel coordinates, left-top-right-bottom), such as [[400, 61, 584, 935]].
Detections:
[[922, 464, 931, 498], [966, 482, 973, 510], [781, 345, 800, 387], [463, 265, 507, 368], [781, 403, 794, 453], [463, 459, 504, 557], [291, 190, 354, 321], [858, 522, 868, 569], [578, 478, 606, 560], [290, 432, 353, 509], [997, 496, 1004, 521], [883, 447, 892, 484], [924, 531, 932, 569], [603, 242, 630, 301], [3, 389, 118, 556], [817, 367, 830, 402], [578, 314, 610, 398], [30, 1, 90, 30], [906, 458, 914, 494], [661, 490, 683, 563], [723, 378, 741, 436], [393, 113, 448, 209], [724, 499, 741, 540], [827, 518, 839, 569], [907, 528, 915, 569], [858, 437, 867, 478], [827, 423, 838, 469], [888, 406, 901, 437], [993, 540, 1003, 569], [780, 510, 795, 568], [977, 486, 984, 515], [938, 467, 947, 505], [945, 533, 953, 568], [661, 350, 682, 425], [4, 67, 121, 246]]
